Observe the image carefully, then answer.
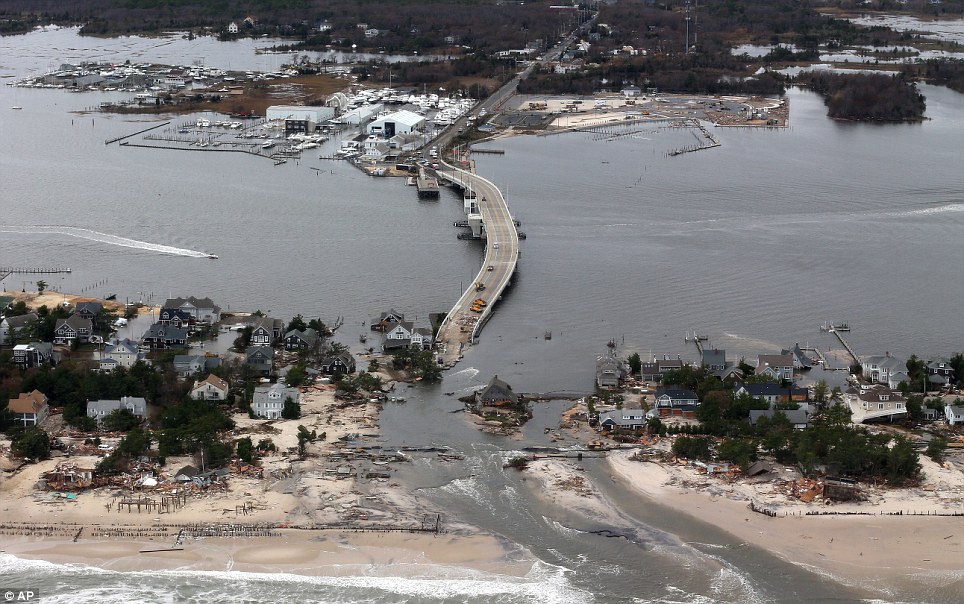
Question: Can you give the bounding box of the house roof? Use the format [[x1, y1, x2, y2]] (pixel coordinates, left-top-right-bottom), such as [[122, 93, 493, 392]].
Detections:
[[598, 409, 647, 427], [104, 338, 139, 355], [757, 354, 793, 371], [701, 348, 726, 367], [8, 390, 47, 414], [252, 383, 299, 405], [74, 301, 103, 315], [748, 409, 809, 426], [322, 352, 354, 366], [655, 387, 698, 400], [478, 375, 518, 404], [143, 323, 188, 340], [245, 345, 274, 360], [195, 374, 228, 391], [847, 384, 906, 403], [163, 296, 218, 310], [861, 355, 904, 372], [57, 315, 93, 332], [736, 383, 807, 398], [2, 313, 38, 329]]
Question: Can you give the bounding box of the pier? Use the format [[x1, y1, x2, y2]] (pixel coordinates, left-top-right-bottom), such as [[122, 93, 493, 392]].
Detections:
[[416, 168, 440, 198], [433, 163, 520, 366], [825, 325, 859, 364], [104, 121, 170, 145], [0, 267, 72, 282]]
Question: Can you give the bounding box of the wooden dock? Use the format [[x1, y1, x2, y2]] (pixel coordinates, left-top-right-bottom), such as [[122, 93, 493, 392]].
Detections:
[[0, 266, 72, 281], [826, 326, 859, 364]]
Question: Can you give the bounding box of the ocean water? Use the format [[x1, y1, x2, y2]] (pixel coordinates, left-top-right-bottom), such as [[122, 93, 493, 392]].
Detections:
[[1, 25, 963, 603]]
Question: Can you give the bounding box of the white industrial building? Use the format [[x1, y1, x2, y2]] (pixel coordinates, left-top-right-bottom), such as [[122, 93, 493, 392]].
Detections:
[[334, 103, 383, 126], [265, 105, 335, 123], [367, 110, 426, 137]]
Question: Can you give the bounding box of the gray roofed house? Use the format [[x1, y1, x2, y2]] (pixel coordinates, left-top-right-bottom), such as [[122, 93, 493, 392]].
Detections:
[[141, 322, 188, 350], [701, 349, 726, 371], [476, 375, 518, 406], [845, 384, 907, 423], [946, 405, 964, 425], [161, 296, 221, 323], [0, 312, 39, 345], [653, 388, 699, 417], [251, 317, 285, 346], [252, 382, 300, 419], [598, 409, 648, 431], [734, 383, 808, 404], [284, 328, 320, 351], [927, 357, 955, 387], [87, 396, 148, 423], [596, 354, 625, 388], [54, 315, 94, 344], [74, 301, 103, 321], [371, 309, 405, 331], [321, 352, 355, 375], [100, 338, 147, 370], [756, 354, 794, 381], [749, 408, 810, 430], [174, 354, 221, 377], [860, 354, 907, 389], [245, 345, 274, 375], [782, 344, 814, 370], [13, 342, 54, 369]]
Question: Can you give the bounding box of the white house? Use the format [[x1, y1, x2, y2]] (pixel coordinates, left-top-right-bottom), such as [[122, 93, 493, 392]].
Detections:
[[0, 313, 38, 345], [861, 354, 909, 389], [8, 390, 49, 427], [845, 384, 907, 423], [191, 374, 229, 401], [756, 354, 794, 381], [946, 405, 964, 425], [252, 383, 299, 419], [227, 22, 239, 33], [100, 338, 147, 370]]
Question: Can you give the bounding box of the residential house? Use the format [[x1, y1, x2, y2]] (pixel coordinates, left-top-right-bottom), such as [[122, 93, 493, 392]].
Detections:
[[74, 301, 103, 323], [250, 317, 285, 346], [8, 390, 49, 427], [371, 309, 405, 331], [141, 323, 188, 350], [100, 338, 147, 370], [321, 352, 355, 375], [227, 21, 238, 33], [0, 312, 38, 345], [748, 408, 809, 430], [317, 21, 332, 32], [782, 344, 814, 370], [621, 86, 642, 98], [860, 354, 909, 389], [252, 382, 299, 419], [12, 342, 54, 369], [284, 328, 320, 352], [701, 349, 726, 372], [595, 354, 625, 388], [927, 357, 956, 389], [86, 396, 148, 423], [734, 383, 808, 405], [383, 320, 432, 351], [157, 308, 196, 331], [713, 366, 744, 384], [364, 28, 380, 38], [598, 409, 647, 431], [945, 405, 964, 426], [639, 357, 684, 382], [845, 384, 907, 423], [476, 375, 518, 407], [54, 315, 93, 344], [191, 374, 229, 401], [174, 354, 221, 378], [756, 354, 794, 381], [653, 388, 699, 418], [161, 296, 221, 324], [245, 346, 274, 375]]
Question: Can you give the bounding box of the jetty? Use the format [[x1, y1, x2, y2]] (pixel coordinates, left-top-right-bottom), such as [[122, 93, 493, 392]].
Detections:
[[416, 168, 440, 198], [684, 331, 709, 355], [0, 267, 72, 281], [433, 162, 520, 366], [825, 324, 859, 364]]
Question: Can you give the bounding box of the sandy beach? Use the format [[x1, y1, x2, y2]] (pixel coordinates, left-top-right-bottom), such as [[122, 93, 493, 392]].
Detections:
[[607, 449, 964, 594]]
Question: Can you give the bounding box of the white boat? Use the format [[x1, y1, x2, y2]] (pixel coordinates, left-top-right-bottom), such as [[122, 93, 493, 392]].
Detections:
[[11, 106, 22, 110], [262, 141, 275, 149], [207, 254, 218, 259]]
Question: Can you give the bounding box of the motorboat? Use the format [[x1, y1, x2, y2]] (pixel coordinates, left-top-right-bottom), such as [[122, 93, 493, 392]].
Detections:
[[207, 254, 219, 259]]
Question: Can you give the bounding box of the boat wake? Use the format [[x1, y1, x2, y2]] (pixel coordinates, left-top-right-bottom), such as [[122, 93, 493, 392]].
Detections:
[[0, 225, 211, 258]]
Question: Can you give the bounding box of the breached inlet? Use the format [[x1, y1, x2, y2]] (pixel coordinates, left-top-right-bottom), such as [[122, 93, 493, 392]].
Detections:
[[0, 225, 212, 258]]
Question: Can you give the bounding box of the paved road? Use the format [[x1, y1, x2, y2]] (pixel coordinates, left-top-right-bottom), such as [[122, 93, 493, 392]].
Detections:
[[433, 168, 519, 366]]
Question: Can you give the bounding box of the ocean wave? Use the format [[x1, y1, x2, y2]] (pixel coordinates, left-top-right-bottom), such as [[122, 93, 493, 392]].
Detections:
[[0, 225, 212, 258], [2, 554, 593, 604]]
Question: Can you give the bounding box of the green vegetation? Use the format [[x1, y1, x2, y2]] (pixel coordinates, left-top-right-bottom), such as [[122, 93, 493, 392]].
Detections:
[[281, 396, 300, 420], [797, 71, 926, 121], [11, 426, 51, 461]]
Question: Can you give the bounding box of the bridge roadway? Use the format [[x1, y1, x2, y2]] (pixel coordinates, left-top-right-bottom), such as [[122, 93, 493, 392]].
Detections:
[[433, 165, 519, 367]]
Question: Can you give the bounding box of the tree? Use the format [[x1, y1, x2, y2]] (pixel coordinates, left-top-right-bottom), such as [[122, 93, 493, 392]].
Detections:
[[286, 314, 307, 333], [925, 437, 947, 462], [281, 396, 300, 420], [906, 355, 927, 392], [368, 358, 381, 373], [237, 436, 254, 463], [284, 363, 307, 388], [11, 426, 50, 460], [627, 352, 642, 376], [232, 326, 252, 351], [101, 408, 141, 432], [671, 435, 711, 460], [717, 437, 758, 472], [812, 380, 829, 411], [296, 424, 317, 457], [36, 280, 47, 293]]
